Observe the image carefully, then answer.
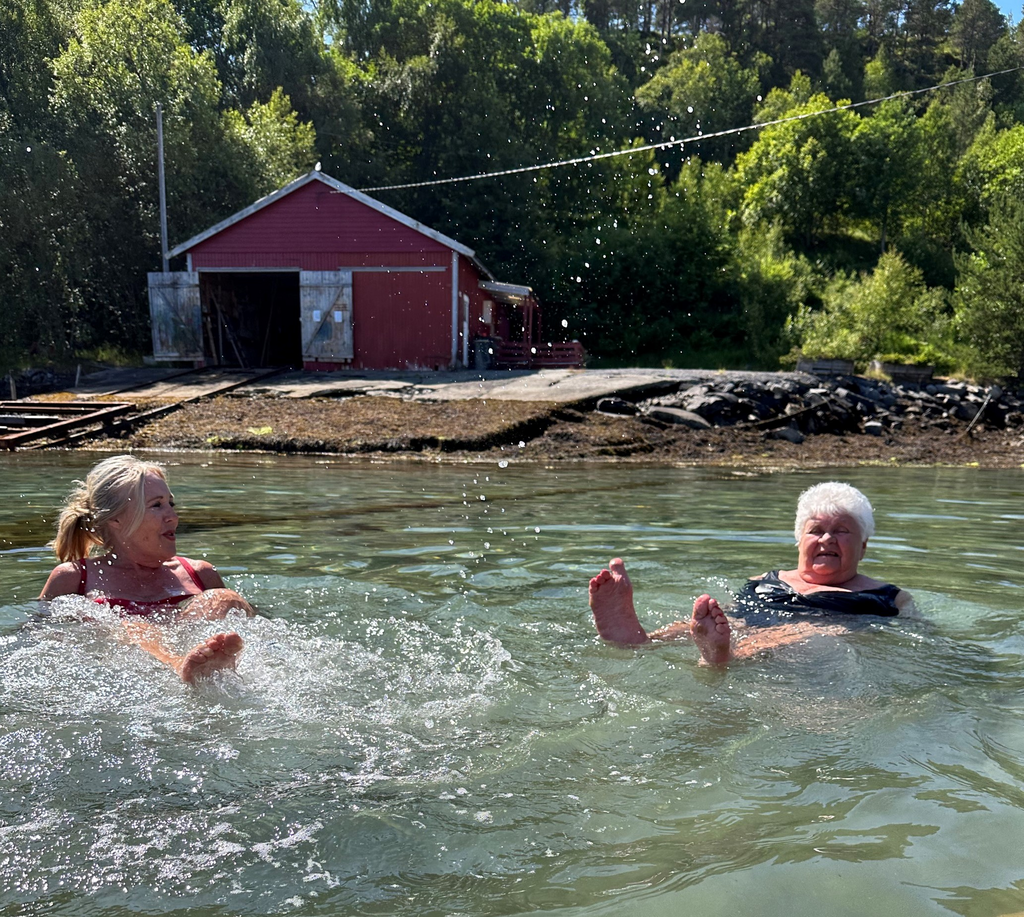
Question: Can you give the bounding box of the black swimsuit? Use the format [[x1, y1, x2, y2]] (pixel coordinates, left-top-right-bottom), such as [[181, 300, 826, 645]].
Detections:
[[733, 570, 901, 626]]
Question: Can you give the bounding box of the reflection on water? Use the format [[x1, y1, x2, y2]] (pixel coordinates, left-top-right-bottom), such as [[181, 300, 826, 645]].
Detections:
[[2, 453, 1024, 916]]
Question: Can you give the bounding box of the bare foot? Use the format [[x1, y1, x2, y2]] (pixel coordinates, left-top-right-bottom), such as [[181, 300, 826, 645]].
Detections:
[[589, 558, 650, 644], [691, 594, 732, 665], [177, 632, 244, 683]]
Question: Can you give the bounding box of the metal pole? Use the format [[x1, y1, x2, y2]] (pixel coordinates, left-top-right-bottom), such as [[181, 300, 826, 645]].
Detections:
[[156, 102, 169, 273]]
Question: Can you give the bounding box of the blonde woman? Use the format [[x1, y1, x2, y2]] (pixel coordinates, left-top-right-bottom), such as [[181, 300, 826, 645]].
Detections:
[[40, 455, 254, 682]]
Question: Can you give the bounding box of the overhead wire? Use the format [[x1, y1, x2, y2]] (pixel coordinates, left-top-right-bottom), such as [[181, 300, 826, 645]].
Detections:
[[357, 66, 1024, 193]]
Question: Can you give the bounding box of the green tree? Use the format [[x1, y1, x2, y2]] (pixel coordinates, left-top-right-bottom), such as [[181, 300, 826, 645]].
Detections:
[[950, 0, 1005, 71], [346, 0, 632, 307], [958, 120, 1024, 219], [0, 0, 68, 136], [753, 70, 818, 122], [987, 23, 1024, 123], [744, 0, 823, 84], [222, 88, 317, 198], [816, 0, 866, 99], [851, 98, 926, 252], [733, 222, 817, 366], [737, 86, 859, 248], [218, 0, 327, 113], [0, 139, 89, 368], [863, 42, 899, 97], [48, 0, 317, 350], [634, 32, 765, 163], [571, 155, 741, 364], [862, 0, 902, 52], [0, 0, 85, 366], [954, 195, 1024, 379], [894, 0, 954, 85], [893, 85, 981, 285]]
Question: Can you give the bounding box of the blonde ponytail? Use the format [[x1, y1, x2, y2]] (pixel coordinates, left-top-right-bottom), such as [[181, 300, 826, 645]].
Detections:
[[50, 484, 103, 562]]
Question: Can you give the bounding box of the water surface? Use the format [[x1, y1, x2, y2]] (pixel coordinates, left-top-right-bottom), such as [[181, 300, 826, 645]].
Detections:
[[2, 453, 1024, 916]]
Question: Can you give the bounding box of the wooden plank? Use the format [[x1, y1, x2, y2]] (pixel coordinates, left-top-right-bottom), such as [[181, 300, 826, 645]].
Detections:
[[31, 367, 287, 450], [0, 414, 76, 428], [0, 402, 135, 449], [493, 341, 585, 370], [0, 401, 127, 414]]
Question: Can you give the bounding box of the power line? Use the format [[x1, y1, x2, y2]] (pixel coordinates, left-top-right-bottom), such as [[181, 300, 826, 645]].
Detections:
[[357, 66, 1023, 194]]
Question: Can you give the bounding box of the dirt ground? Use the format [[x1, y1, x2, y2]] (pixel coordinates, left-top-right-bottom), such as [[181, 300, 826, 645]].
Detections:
[[102, 392, 1024, 468]]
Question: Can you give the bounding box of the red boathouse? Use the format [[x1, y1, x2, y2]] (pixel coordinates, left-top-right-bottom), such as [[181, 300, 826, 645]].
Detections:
[[148, 170, 583, 371]]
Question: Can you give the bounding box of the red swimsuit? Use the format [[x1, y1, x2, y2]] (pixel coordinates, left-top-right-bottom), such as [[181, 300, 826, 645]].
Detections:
[[76, 556, 206, 616]]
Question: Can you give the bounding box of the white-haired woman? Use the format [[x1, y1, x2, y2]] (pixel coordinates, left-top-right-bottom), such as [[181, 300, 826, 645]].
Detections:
[[40, 455, 254, 682], [589, 482, 913, 664]]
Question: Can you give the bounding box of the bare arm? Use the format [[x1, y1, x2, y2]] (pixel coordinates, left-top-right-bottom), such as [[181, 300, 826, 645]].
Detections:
[[175, 557, 254, 618], [894, 589, 917, 616]]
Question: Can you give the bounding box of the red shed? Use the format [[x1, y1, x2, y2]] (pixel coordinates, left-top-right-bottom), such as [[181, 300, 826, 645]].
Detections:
[[148, 170, 583, 371]]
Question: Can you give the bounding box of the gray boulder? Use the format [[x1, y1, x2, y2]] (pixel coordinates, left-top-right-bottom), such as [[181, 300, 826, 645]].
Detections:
[[645, 407, 712, 429]]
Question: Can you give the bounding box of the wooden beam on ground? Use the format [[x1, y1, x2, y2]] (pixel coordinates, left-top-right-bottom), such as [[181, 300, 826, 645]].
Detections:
[[31, 367, 288, 450], [0, 402, 135, 450]]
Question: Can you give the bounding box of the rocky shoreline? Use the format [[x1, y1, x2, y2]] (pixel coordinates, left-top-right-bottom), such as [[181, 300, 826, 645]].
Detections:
[[88, 369, 1024, 468], [604, 373, 1015, 443]]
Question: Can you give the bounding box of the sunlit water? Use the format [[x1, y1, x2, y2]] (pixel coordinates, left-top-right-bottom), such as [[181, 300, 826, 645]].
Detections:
[[2, 452, 1024, 916]]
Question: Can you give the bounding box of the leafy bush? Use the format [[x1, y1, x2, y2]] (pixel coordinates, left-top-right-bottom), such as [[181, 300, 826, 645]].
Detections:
[[788, 251, 954, 370]]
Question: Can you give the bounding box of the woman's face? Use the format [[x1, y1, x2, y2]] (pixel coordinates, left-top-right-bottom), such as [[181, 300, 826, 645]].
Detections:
[[796, 513, 866, 586], [109, 472, 179, 562]]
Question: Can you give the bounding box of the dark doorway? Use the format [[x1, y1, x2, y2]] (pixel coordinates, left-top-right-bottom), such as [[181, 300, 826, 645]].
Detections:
[[200, 272, 301, 367]]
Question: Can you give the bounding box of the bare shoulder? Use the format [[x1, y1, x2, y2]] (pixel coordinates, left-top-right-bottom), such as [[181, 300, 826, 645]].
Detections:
[[856, 574, 889, 589], [177, 556, 225, 590], [39, 561, 82, 600]]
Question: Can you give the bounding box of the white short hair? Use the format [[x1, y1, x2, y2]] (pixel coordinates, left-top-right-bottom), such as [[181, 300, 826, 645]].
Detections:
[[794, 482, 875, 544]]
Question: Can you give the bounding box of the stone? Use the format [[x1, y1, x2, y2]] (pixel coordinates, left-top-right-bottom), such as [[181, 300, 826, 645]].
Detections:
[[953, 401, 980, 421], [768, 425, 805, 444], [596, 397, 639, 416], [645, 407, 712, 429]]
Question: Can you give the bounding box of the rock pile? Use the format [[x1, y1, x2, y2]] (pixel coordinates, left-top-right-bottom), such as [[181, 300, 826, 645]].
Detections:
[[596, 376, 1023, 444]]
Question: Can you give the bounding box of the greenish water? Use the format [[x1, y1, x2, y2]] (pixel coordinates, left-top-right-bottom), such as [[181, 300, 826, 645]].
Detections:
[[2, 452, 1024, 916]]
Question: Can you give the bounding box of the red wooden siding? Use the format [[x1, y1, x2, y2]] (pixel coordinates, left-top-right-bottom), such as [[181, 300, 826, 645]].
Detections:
[[351, 270, 453, 370], [458, 256, 490, 338], [188, 182, 451, 270]]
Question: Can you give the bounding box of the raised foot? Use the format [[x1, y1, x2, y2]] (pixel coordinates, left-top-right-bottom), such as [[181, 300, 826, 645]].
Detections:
[[589, 557, 649, 645], [691, 594, 732, 665], [178, 631, 244, 683]]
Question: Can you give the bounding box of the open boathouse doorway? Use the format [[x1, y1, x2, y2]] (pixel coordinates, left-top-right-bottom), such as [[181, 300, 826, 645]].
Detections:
[[199, 272, 301, 368]]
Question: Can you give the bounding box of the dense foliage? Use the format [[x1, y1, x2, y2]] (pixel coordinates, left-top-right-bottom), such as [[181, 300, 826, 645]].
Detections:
[[3, 0, 1024, 377]]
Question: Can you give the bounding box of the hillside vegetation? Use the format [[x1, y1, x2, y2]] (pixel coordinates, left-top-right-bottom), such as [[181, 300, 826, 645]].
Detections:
[[4, 0, 1024, 377]]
